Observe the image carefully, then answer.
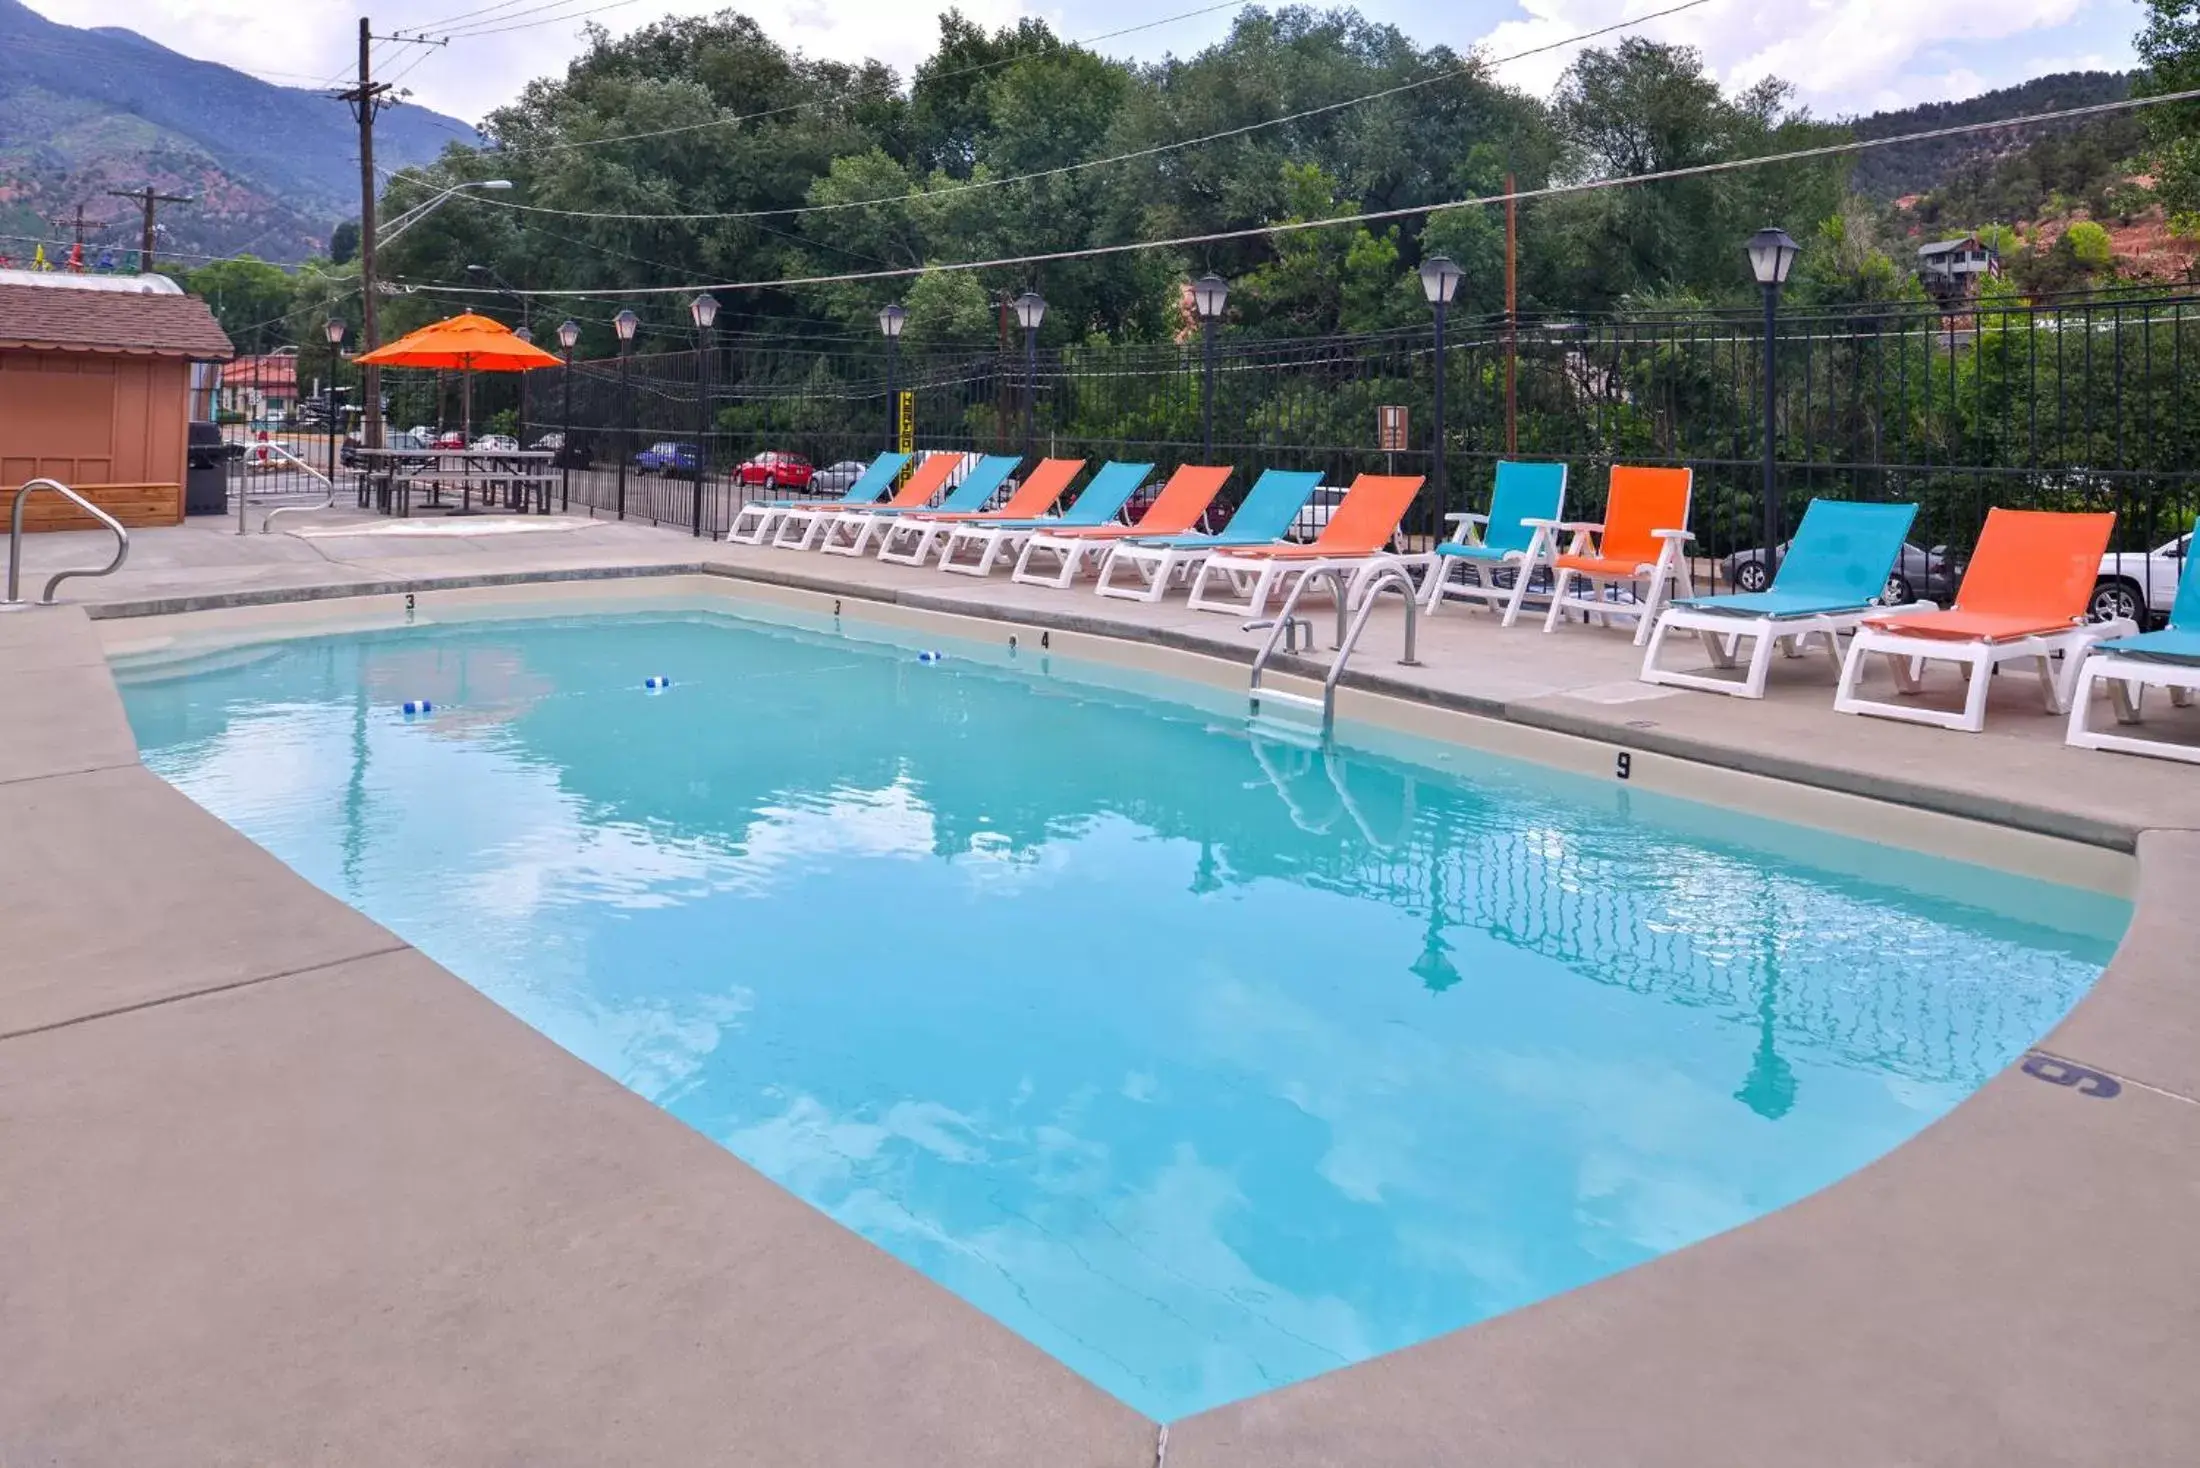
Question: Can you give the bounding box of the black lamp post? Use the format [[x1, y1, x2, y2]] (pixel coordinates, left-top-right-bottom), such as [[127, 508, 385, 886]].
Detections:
[[1191, 273, 1228, 461], [1746, 227, 1801, 585], [322, 316, 346, 491], [512, 325, 532, 451], [1418, 254, 1463, 515], [689, 291, 717, 537], [1014, 290, 1045, 457], [556, 318, 579, 513], [614, 307, 638, 522], [879, 302, 906, 452]]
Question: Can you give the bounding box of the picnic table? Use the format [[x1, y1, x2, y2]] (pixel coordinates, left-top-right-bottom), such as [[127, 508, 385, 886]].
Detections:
[[353, 447, 558, 518]]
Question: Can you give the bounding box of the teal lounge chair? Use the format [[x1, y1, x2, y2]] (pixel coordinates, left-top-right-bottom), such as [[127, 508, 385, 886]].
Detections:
[[2068, 544, 2200, 762], [934, 461, 1157, 578], [1420, 460, 1569, 624], [1640, 498, 1919, 698], [726, 452, 909, 545], [1096, 468, 1324, 603], [817, 454, 1021, 558]]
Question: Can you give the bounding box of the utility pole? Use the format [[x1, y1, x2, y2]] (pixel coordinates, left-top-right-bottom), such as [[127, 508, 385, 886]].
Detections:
[[46, 203, 111, 271], [339, 18, 392, 450], [337, 20, 444, 450], [106, 187, 192, 269], [48, 203, 109, 250]]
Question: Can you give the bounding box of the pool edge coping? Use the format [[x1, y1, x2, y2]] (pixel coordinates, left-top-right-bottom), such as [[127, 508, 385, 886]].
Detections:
[[23, 563, 2198, 1462]]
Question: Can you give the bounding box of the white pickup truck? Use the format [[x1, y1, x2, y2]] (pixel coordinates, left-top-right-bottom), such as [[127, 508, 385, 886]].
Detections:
[[2092, 532, 2191, 627]]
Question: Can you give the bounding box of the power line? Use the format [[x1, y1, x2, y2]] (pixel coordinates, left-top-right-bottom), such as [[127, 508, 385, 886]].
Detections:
[[482, 0, 1253, 157], [450, 0, 1710, 223], [437, 0, 650, 40], [388, 86, 2200, 300], [402, 0, 541, 32]]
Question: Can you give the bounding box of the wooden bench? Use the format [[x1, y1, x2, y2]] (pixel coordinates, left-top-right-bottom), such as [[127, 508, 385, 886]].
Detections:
[[12, 482, 182, 533]]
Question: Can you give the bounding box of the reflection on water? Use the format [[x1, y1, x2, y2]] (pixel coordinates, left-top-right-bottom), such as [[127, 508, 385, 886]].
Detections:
[[117, 611, 2126, 1421]]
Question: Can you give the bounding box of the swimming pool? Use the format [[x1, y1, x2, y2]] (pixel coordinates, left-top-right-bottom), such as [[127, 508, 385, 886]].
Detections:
[[115, 600, 2128, 1421]]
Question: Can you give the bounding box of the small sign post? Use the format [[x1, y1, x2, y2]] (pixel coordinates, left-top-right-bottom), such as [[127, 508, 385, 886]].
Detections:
[[1377, 404, 1409, 474], [896, 390, 915, 454]]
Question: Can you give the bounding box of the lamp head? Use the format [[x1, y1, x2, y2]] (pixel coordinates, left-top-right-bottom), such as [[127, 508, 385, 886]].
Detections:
[[1419, 254, 1463, 306], [878, 302, 906, 339], [513, 325, 532, 344], [1191, 273, 1228, 322], [1746, 226, 1801, 288], [689, 292, 718, 330], [476, 179, 513, 192], [1013, 290, 1046, 332], [323, 316, 346, 346], [556, 318, 581, 351], [613, 308, 639, 344]]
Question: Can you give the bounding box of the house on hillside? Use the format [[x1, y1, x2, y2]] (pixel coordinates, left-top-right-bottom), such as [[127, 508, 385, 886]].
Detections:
[[1917, 234, 2002, 307]]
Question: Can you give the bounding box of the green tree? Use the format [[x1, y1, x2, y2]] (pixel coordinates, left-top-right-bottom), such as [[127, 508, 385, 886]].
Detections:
[[1544, 40, 1849, 306], [2065, 218, 2115, 269], [2136, 0, 2200, 228], [1233, 162, 1416, 336], [183, 255, 299, 352]]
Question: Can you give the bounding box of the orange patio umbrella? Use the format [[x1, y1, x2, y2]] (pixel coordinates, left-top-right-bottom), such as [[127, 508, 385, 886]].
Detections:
[[355, 312, 562, 442]]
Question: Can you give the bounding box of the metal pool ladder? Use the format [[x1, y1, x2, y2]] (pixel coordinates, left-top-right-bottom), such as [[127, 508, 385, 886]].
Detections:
[[2, 478, 130, 609], [1244, 558, 1420, 738]]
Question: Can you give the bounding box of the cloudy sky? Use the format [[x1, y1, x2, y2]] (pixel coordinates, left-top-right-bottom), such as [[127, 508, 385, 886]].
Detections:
[[28, 0, 2147, 124]]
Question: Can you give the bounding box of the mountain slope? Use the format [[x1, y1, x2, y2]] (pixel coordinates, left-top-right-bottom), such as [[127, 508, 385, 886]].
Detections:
[[0, 0, 474, 263], [1848, 71, 2133, 201]]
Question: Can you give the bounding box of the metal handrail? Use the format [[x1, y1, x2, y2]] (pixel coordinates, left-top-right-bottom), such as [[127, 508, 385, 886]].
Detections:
[[1245, 556, 1420, 736], [234, 440, 336, 534], [3, 478, 130, 608]]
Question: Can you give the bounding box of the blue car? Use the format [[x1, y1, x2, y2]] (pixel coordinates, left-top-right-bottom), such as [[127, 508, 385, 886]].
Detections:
[[634, 440, 704, 477]]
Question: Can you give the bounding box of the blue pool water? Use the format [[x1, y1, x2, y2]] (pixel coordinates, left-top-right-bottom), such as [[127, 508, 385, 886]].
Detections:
[[116, 604, 2127, 1421]]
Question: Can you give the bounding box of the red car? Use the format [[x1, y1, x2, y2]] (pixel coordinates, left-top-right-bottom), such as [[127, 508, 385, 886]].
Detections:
[[734, 451, 813, 492], [433, 430, 466, 450]]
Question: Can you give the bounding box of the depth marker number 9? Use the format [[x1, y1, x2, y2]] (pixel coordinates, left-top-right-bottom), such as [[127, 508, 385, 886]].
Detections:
[[1615, 752, 1632, 781]]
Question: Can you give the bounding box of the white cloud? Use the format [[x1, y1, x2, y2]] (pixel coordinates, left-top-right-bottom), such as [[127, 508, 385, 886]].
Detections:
[[28, 0, 2140, 126], [1475, 0, 2127, 114]]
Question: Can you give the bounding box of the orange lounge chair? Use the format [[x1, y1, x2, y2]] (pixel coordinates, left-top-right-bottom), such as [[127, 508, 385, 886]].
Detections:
[[1185, 473, 1427, 618], [1010, 464, 1233, 588], [1539, 465, 1695, 646], [1833, 507, 2125, 732], [874, 458, 1085, 567], [772, 450, 966, 550]]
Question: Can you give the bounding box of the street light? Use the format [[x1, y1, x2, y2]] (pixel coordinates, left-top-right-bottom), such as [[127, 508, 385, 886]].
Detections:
[[1014, 290, 1045, 456], [557, 318, 580, 512], [1419, 254, 1464, 514], [689, 292, 717, 537], [380, 179, 513, 245], [1191, 273, 1228, 461], [614, 307, 639, 522], [1746, 226, 1800, 585], [879, 303, 906, 453], [323, 317, 346, 492]]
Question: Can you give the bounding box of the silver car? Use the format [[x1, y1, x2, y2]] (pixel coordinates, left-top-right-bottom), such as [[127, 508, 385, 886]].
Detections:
[[808, 460, 870, 496], [1721, 539, 1959, 605]]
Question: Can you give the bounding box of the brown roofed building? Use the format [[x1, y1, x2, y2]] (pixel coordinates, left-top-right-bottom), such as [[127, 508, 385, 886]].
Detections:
[[0, 270, 234, 532]]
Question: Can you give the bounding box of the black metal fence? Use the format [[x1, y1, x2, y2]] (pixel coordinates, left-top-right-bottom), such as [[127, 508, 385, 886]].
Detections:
[[218, 291, 2200, 600]]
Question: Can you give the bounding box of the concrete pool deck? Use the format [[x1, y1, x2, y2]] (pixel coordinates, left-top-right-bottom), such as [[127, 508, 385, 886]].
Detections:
[[4, 509, 2198, 1464]]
